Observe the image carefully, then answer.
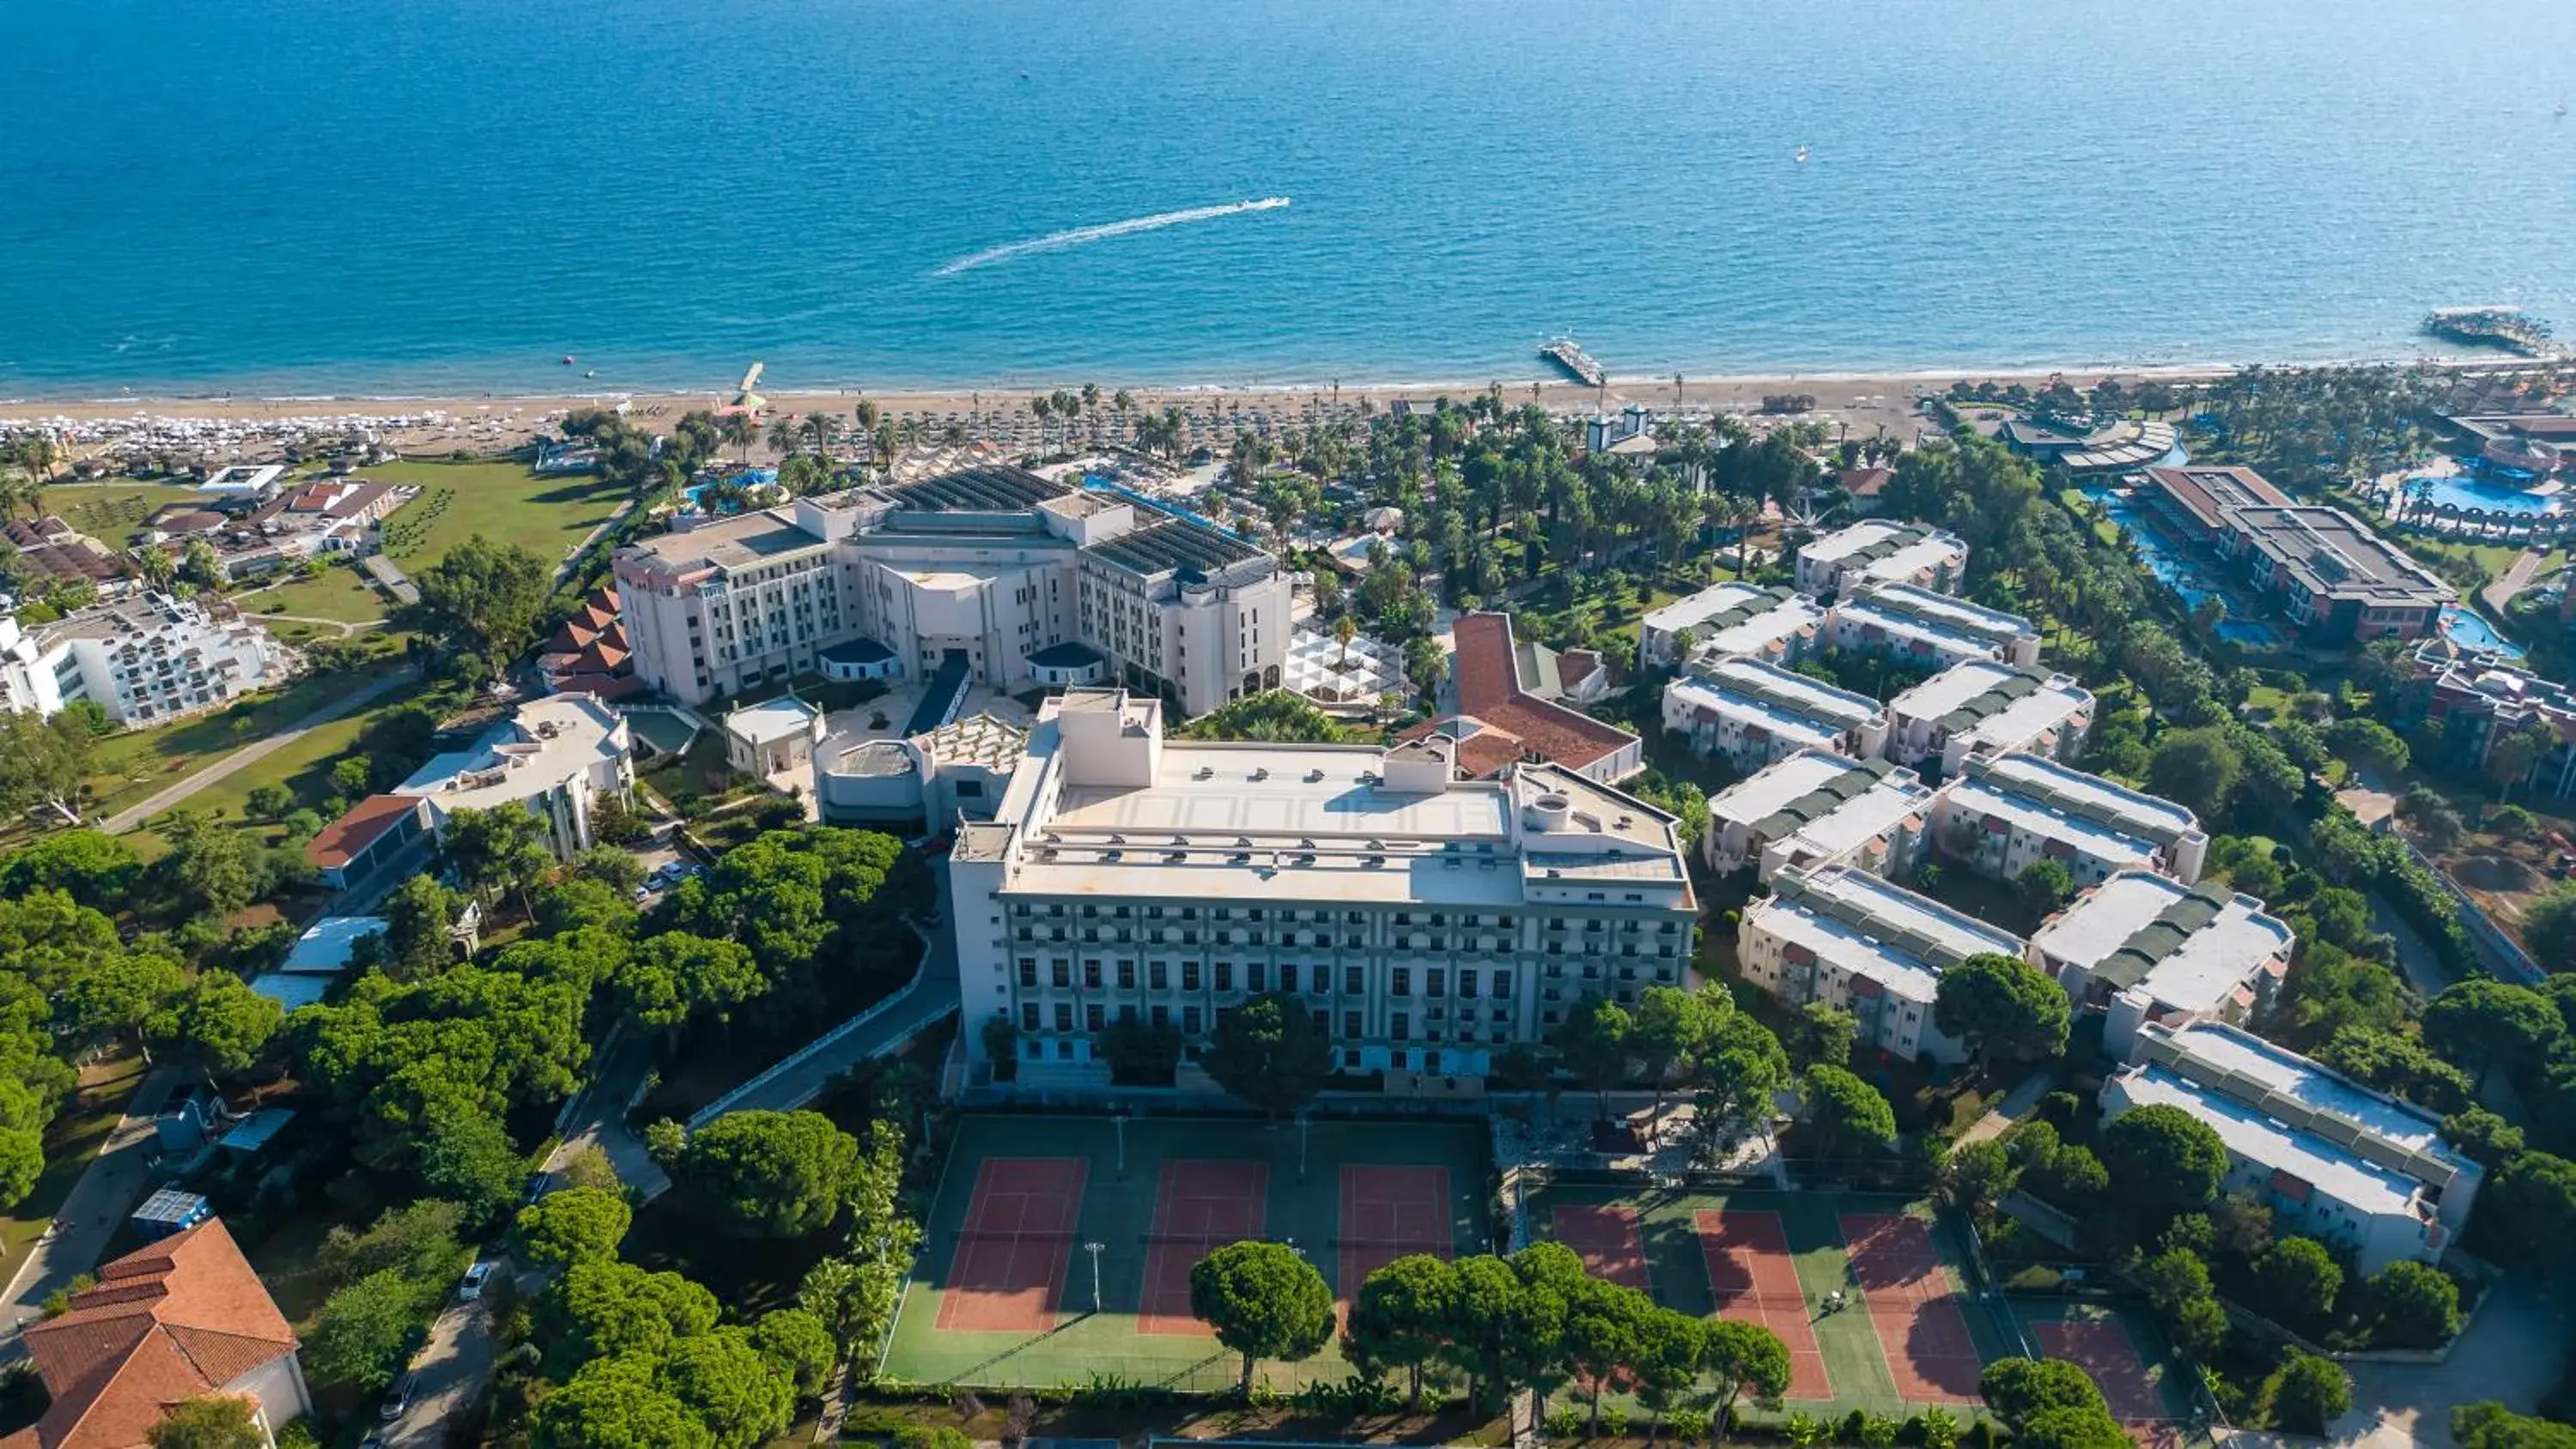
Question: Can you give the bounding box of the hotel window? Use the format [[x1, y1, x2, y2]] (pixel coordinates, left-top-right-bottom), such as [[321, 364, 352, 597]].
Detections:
[[1184, 1007, 1203, 1034], [1391, 968, 1411, 998], [1392, 1014, 1410, 1042], [1019, 1003, 1040, 1031], [1426, 970, 1445, 997], [1248, 964, 1267, 992], [1280, 963, 1298, 992], [1343, 1011, 1363, 1040], [1459, 971, 1479, 999], [1054, 1003, 1073, 1032], [1084, 961, 1103, 989], [1051, 961, 1071, 988], [1345, 966, 1364, 994], [1214, 962, 1234, 991], [1182, 961, 1201, 991], [1493, 974, 1515, 1000], [1118, 961, 1136, 989], [1084, 1004, 1105, 1033], [1018, 960, 1037, 987], [1150, 962, 1169, 991]]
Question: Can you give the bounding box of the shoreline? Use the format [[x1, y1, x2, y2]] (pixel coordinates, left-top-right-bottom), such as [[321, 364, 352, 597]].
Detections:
[[2, 352, 2553, 459]]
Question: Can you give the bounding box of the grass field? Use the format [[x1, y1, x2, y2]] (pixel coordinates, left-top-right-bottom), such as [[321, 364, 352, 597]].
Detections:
[[883, 1113, 1493, 1392], [82, 660, 410, 822], [46, 482, 216, 541], [364, 458, 625, 568], [236, 564, 393, 626]]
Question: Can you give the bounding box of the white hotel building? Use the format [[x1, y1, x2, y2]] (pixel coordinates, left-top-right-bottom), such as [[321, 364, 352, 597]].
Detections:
[[2030, 871, 2292, 1054], [1884, 661, 2093, 775], [1704, 750, 1934, 882], [615, 464, 1290, 718], [1826, 583, 2043, 670], [950, 688, 1697, 1084], [1794, 521, 1969, 599], [1636, 581, 1825, 670], [1933, 751, 2209, 887], [1661, 656, 1890, 772], [1737, 864, 2026, 1064], [1, 596, 296, 725], [2105, 1022, 2482, 1275]]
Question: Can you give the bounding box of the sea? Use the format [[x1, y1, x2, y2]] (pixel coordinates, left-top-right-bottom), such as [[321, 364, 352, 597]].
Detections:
[[4, 0, 2574, 399]]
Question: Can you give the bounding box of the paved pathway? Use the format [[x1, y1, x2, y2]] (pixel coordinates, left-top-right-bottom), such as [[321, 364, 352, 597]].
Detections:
[[555, 500, 634, 586], [1953, 1069, 2058, 1150], [383, 1292, 500, 1449], [100, 668, 413, 834], [545, 1030, 671, 1200], [2481, 548, 2548, 616], [0, 1066, 185, 1343]]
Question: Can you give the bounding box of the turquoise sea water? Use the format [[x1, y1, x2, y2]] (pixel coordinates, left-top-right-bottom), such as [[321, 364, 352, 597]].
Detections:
[[4, 0, 2574, 398]]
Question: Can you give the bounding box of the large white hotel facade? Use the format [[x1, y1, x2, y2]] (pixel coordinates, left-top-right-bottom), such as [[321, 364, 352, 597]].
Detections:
[[614, 464, 1291, 717], [949, 688, 1698, 1084]]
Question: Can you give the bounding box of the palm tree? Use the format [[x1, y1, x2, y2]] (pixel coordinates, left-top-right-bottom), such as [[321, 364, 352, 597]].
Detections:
[[1030, 395, 1054, 448], [766, 415, 800, 458], [1334, 614, 1358, 676], [1113, 389, 1134, 434], [801, 412, 840, 459], [854, 399, 879, 433], [721, 412, 758, 463]]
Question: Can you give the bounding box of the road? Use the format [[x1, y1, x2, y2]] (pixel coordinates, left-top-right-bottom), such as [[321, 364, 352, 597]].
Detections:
[[702, 926, 959, 1121], [0, 1066, 185, 1343], [2480, 548, 2548, 616], [545, 1029, 670, 1200], [554, 500, 634, 587], [383, 1291, 501, 1449], [100, 669, 415, 834]]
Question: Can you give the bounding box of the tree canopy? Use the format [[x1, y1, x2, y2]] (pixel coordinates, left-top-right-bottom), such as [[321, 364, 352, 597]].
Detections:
[[1189, 1240, 1335, 1396]]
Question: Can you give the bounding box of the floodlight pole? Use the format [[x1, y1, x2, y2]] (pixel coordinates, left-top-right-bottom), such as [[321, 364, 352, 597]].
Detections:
[[1115, 1111, 1129, 1179], [1297, 1110, 1312, 1184], [1084, 1240, 1105, 1314]]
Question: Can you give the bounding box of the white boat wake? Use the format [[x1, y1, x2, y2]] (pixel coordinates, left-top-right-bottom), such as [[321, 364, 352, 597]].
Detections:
[[933, 197, 1290, 276]]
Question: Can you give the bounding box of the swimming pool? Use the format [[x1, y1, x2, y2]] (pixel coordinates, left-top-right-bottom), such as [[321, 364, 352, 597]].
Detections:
[[2076, 484, 2282, 648], [2439, 604, 2528, 661], [2400, 469, 2564, 518]]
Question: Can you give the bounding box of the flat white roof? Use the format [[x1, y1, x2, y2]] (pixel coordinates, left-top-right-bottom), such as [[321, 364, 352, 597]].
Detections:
[[2117, 1067, 2427, 1219], [723, 696, 819, 745], [1857, 536, 1966, 585], [1834, 599, 2002, 660], [1803, 520, 1919, 566], [279, 916, 386, 974], [1708, 752, 1861, 828], [1643, 581, 1772, 635], [1783, 864, 2026, 963], [2036, 873, 2292, 1016], [1943, 778, 2162, 868], [999, 733, 1688, 908], [1971, 753, 2194, 840], [1752, 864, 2023, 1002], [399, 696, 627, 812], [1643, 583, 1820, 657], [1785, 774, 1933, 859], [2160, 1022, 2453, 1161], [1698, 657, 1884, 726], [1888, 660, 2023, 722], [1857, 583, 2037, 644], [1954, 681, 2092, 750]]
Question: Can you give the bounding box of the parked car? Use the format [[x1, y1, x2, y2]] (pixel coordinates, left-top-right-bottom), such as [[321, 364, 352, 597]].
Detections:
[[459, 1260, 496, 1300], [380, 1378, 413, 1422]]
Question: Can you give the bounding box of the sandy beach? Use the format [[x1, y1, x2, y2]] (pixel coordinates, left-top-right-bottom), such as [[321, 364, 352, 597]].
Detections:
[[0, 366, 2270, 463]]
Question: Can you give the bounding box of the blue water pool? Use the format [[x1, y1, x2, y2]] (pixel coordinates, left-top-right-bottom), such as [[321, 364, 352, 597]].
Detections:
[[2439, 604, 2527, 660], [2402, 470, 2564, 518], [2075, 484, 2282, 648]]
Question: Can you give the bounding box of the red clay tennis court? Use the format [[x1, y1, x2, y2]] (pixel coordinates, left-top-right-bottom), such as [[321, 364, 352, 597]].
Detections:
[[2037, 1319, 2167, 1425], [1695, 1210, 1832, 1400], [1552, 1203, 1652, 1291], [1840, 1213, 1984, 1403], [1138, 1160, 1270, 1336], [1339, 1165, 1452, 1305], [934, 1157, 1088, 1331]]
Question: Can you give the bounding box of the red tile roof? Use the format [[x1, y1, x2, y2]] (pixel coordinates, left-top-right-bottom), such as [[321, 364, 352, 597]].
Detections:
[[1401, 612, 1637, 775], [303, 793, 423, 870], [2144, 465, 2290, 531], [13, 1221, 296, 1449], [1839, 465, 1893, 497]]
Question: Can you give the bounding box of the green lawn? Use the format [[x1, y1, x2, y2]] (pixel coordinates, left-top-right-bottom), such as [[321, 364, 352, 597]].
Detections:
[[365, 458, 627, 569], [234, 564, 392, 626], [882, 1113, 1494, 1392], [85, 659, 411, 823], [46, 482, 216, 541], [0, 1051, 150, 1288]]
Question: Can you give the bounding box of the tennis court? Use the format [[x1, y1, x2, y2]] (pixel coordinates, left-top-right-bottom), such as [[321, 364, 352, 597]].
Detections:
[[1841, 1212, 1984, 1404], [884, 1113, 1492, 1391], [1698, 1209, 1832, 1400]]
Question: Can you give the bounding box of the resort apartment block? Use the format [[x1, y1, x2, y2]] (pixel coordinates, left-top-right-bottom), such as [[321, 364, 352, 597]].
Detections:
[[1737, 864, 2026, 1065], [1793, 521, 1968, 599], [949, 688, 1696, 1086], [1703, 749, 1933, 883], [2103, 1022, 2482, 1274], [614, 464, 1291, 718], [1884, 661, 2093, 775], [1826, 583, 2042, 670], [0, 595, 296, 726], [1636, 581, 1824, 670], [1932, 751, 2208, 887], [2401, 637, 2576, 802], [1660, 656, 1889, 772], [2142, 466, 2449, 643], [2030, 871, 2291, 1054]]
